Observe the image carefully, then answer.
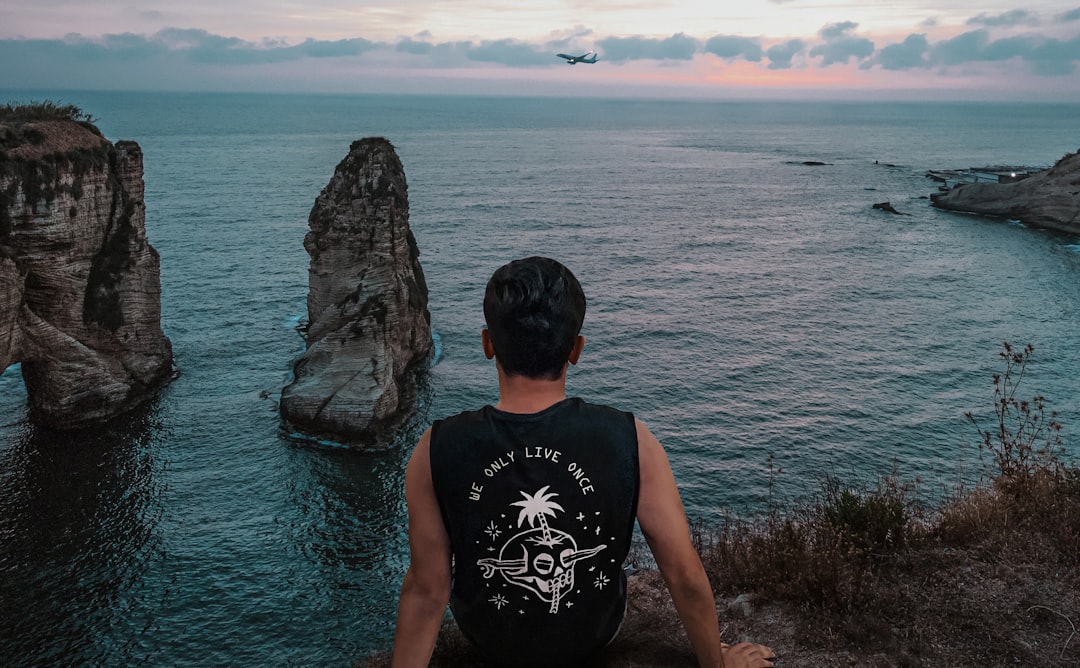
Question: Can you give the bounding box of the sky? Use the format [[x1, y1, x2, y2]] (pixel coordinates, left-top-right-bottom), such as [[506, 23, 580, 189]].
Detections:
[[2, 1, 1080, 100]]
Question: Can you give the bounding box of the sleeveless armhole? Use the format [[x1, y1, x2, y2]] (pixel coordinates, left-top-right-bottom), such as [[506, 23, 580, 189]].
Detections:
[[427, 419, 453, 537], [627, 412, 642, 528]]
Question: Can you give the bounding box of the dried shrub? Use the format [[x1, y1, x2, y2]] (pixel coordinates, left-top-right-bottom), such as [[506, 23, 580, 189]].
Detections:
[[965, 342, 1065, 481], [699, 474, 919, 619], [0, 100, 96, 124]]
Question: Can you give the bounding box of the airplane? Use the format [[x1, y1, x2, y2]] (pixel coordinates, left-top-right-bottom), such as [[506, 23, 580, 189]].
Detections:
[[556, 51, 598, 65]]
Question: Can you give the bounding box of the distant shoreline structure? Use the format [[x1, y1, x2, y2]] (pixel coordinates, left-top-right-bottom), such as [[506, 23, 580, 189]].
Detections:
[[926, 165, 1046, 190]]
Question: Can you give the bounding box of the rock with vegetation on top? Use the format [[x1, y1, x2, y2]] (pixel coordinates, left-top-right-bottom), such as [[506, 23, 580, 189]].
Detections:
[[931, 149, 1080, 235], [280, 138, 433, 446], [0, 102, 174, 428]]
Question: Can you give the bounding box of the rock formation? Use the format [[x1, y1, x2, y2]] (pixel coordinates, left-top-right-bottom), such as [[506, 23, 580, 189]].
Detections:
[[872, 201, 906, 215], [931, 149, 1080, 235], [280, 138, 433, 445], [0, 106, 174, 428]]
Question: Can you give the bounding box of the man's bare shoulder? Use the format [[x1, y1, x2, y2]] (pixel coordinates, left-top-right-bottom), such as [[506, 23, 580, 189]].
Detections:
[[634, 418, 671, 471]]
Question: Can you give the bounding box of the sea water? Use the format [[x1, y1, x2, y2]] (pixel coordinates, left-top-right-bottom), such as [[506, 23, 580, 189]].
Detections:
[[1, 92, 1078, 665]]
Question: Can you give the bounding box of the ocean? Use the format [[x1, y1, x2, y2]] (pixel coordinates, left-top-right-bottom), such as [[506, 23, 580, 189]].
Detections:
[[1, 92, 1078, 665]]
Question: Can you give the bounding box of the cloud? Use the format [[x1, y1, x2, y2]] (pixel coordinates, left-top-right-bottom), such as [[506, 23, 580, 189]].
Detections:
[[927, 28, 1080, 75], [394, 37, 557, 66], [703, 35, 762, 62], [1029, 35, 1080, 75], [545, 25, 594, 51], [98, 31, 168, 57], [930, 29, 1036, 66], [294, 38, 376, 59], [181, 30, 376, 65], [465, 39, 550, 66], [810, 21, 874, 66], [156, 28, 240, 51], [1060, 8, 1080, 22], [0, 29, 387, 73], [396, 38, 433, 55], [766, 39, 804, 69], [819, 21, 858, 41], [596, 33, 698, 61], [874, 34, 929, 70], [931, 29, 991, 66], [981, 35, 1038, 61], [966, 10, 1038, 28]]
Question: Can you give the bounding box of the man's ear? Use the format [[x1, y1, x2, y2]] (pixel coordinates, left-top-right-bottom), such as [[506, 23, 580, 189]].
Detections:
[[481, 328, 496, 360], [567, 335, 586, 366]]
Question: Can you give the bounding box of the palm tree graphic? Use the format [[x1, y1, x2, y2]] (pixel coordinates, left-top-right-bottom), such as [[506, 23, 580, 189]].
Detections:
[[511, 485, 571, 612], [511, 486, 564, 546]]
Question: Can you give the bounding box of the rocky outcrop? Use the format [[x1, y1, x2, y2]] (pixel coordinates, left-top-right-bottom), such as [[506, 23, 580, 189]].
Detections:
[[873, 201, 906, 215], [280, 138, 433, 445], [931, 149, 1080, 235], [0, 112, 174, 428]]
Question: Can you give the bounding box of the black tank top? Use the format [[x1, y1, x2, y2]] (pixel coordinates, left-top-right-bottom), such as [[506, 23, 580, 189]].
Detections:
[[429, 398, 640, 667]]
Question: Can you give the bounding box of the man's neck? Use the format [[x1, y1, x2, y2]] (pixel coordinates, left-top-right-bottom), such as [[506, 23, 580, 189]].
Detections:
[[494, 367, 569, 414]]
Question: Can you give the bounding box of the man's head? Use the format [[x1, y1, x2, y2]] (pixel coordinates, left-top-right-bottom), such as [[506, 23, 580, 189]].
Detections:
[[483, 257, 586, 380]]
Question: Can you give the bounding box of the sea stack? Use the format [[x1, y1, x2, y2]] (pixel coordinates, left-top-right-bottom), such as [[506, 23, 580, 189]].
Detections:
[[931, 149, 1080, 235], [280, 138, 433, 446], [0, 104, 174, 428]]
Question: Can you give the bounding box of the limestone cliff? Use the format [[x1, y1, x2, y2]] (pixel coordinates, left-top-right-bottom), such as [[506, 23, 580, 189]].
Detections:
[[931, 149, 1080, 235], [280, 138, 433, 445], [0, 107, 174, 428]]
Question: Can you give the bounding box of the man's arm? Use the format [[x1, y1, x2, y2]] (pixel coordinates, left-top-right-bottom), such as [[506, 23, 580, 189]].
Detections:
[[391, 428, 452, 668], [635, 419, 775, 668]]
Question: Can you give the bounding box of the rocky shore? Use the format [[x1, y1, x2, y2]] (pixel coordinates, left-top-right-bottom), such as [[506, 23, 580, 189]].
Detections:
[[931, 149, 1080, 235]]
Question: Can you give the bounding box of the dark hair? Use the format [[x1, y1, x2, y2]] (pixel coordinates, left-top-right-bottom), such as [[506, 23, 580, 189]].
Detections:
[[483, 256, 586, 380]]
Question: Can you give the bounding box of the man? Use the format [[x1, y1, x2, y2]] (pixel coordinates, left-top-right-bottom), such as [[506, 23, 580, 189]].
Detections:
[[393, 257, 774, 667]]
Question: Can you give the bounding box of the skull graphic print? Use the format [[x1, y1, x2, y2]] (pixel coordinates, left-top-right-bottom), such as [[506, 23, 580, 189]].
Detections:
[[477, 486, 607, 613]]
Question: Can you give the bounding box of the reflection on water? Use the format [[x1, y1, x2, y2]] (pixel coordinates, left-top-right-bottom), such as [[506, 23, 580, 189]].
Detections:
[[0, 382, 421, 666], [284, 428, 415, 657], [0, 400, 164, 664]]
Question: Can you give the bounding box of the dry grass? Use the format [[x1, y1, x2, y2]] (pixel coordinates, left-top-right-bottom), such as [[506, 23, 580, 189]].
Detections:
[[0, 100, 96, 125], [689, 462, 1080, 667], [1, 101, 106, 160]]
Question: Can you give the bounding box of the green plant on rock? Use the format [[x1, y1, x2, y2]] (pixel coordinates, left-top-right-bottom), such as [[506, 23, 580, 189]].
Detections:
[[822, 476, 909, 553]]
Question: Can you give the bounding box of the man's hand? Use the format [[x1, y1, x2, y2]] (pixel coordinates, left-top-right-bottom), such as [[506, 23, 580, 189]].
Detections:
[[722, 641, 777, 667]]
